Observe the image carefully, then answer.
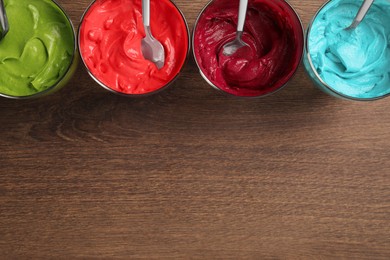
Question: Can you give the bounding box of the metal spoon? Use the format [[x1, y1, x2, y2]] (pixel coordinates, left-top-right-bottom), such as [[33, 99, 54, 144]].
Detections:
[[345, 0, 374, 30], [222, 0, 249, 56], [0, 0, 9, 40], [141, 0, 165, 69]]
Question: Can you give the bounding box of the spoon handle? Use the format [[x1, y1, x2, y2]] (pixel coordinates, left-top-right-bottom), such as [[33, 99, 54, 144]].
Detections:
[[142, 0, 150, 27], [349, 0, 374, 29], [0, 0, 9, 38], [237, 0, 248, 32]]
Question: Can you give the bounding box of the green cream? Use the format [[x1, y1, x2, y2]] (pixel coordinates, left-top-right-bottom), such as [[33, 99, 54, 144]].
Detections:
[[0, 0, 74, 97]]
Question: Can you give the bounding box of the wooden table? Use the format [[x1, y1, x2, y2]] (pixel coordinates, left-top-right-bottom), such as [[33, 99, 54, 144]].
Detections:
[[1, 0, 389, 258]]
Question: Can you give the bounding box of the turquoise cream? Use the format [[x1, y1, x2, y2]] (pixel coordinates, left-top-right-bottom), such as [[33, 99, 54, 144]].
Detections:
[[306, 0, 390, 99]]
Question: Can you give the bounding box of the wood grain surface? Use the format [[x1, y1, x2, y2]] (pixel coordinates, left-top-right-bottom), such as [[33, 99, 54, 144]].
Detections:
[[0, 0, 389, 258]]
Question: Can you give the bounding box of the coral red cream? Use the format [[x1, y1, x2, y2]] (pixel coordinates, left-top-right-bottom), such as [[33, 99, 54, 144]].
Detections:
[[79, 0, 189, 95]]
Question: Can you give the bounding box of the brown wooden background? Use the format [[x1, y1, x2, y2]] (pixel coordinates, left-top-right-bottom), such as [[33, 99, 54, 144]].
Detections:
[[0, 0, 389, 258]]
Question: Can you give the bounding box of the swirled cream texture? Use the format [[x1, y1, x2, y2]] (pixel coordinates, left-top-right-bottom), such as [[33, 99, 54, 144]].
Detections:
[[308, 0, 390, 99], [0, 0, 75, 97], [193, 0, 303, 97], [79, 0, 189, 95]]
